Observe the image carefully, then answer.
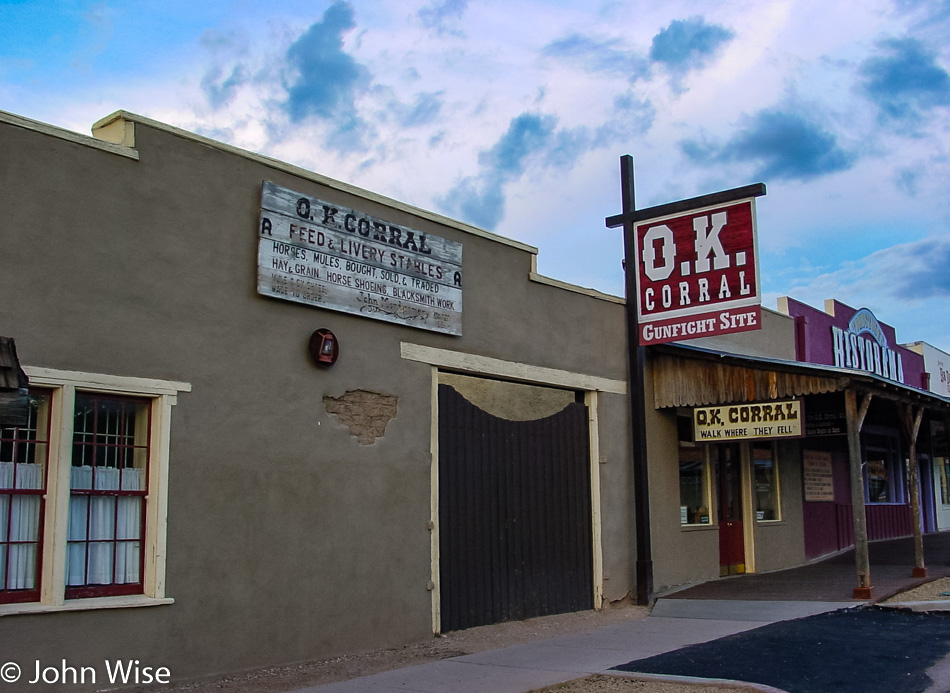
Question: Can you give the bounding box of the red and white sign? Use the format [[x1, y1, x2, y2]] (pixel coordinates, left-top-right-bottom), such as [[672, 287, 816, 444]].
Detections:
[[634, 199, 761, 345]]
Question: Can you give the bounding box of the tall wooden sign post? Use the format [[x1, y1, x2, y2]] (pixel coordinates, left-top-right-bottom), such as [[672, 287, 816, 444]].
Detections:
[[620, 156, 653, 606], [606, 155, 766, 605]]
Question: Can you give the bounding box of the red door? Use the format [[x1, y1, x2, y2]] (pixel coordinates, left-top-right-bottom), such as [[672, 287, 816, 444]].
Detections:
[[716, 444, 745, 575]]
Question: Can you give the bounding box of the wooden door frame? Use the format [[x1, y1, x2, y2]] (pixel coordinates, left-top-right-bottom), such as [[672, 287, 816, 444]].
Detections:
[[402, 342, 627, 634], [740, 442, 756, 574], [712, 442, 757, 575]]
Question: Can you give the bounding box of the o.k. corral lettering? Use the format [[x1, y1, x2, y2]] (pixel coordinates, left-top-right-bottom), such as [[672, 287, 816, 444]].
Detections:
[[692, 399, 804, 442], [257, 181, 463, 335], [634, 197, 763, 346]]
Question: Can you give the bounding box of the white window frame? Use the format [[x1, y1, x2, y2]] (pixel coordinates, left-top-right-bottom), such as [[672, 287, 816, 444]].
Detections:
[[751, 441, 782, 523], [0, 368, 190, 616], [679, 442, 713, 527]]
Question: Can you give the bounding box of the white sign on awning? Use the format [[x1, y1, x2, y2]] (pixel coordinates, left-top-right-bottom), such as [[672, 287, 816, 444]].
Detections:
[[692, 400, 804, 442], [257, 181, 463, 335]]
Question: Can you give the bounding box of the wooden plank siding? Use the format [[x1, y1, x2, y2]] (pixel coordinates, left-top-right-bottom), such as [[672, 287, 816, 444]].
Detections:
[[438, 384, 593, 632], [653, 352, 845, 409]]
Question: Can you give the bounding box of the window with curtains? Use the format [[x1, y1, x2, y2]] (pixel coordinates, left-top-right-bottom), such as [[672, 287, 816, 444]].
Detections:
[[0, 369, 187, 613], [0, 390, 51, 603], [66, 394, 150, 599]]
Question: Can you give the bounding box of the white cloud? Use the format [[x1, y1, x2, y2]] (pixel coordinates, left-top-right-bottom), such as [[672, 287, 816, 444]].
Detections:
[[768, 235, 950, 349], [4, 0, 950, 351]]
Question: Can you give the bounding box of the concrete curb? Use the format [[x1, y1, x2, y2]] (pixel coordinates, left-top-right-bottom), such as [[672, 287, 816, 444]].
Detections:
[[605, 670, 790, 692], [876, 600, 950, 613]]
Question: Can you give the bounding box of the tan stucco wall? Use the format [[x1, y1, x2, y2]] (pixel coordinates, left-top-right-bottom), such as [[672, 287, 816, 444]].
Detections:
[[645, 382, 723, 594], [595, 391, 635, 603], [749, 440, 807, 573], [688, 306, 796, 360], [644, 345, 809, 596], [439, 373, 576, 421], [0, 113, 632, 687]]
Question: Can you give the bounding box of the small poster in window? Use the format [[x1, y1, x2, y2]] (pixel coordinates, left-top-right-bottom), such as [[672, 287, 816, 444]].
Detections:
[[803, 450, 834, 502]]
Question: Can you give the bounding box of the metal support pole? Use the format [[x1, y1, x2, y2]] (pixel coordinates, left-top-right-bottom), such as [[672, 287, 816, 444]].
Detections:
[[845, 388, 873, 599], [619, 155, 653, 606]]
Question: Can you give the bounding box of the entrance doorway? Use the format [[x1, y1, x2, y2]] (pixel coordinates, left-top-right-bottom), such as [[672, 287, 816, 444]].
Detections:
[[437, 380, 593, 632], [715, 443, 745, 575], [934, 456, 950, 530]]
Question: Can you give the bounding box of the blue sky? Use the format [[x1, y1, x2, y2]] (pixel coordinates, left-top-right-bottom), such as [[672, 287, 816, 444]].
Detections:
[[3, 0, 950, 350]]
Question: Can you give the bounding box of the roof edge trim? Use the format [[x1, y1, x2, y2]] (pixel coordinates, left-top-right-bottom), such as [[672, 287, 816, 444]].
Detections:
[[1, 109, 139, 160], [91, 110, 539, 255]]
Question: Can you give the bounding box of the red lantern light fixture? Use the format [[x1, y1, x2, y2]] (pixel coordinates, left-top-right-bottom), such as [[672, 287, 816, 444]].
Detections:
[[309, 329, 339, 367]]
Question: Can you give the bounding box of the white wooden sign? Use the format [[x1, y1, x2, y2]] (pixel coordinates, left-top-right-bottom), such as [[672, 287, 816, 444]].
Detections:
[[633, 199, 761, 345], [693, 400, 803, 442], [257, 181, 463, 335], [803, 450, 835, 502]]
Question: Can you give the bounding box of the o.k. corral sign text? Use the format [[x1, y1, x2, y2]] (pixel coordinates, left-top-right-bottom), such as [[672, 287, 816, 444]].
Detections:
[[634, 196, 762, 346], [693, 400, 804, 442], [257, 181, 463, 335]]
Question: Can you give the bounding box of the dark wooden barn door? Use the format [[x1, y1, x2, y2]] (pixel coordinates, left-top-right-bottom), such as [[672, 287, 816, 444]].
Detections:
[[438, 384, 593, 633]]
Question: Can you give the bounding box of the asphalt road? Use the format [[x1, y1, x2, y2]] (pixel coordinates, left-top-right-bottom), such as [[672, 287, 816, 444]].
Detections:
[[614, 607, 950, 692]]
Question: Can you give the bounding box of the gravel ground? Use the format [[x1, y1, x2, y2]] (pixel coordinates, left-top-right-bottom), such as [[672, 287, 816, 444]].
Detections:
[[121, 580, 950, 693], [882, 576, 950, 603], [528, 674, 778, 692], [123, 603, 653, 693]]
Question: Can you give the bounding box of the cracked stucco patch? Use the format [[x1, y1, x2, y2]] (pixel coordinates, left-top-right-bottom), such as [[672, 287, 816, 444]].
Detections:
[[323, 390, 398, 445]]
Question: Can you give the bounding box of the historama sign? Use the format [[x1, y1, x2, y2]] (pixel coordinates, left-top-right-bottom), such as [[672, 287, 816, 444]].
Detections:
[[633, 197, 763, 346], [257, 181, 463, 335]]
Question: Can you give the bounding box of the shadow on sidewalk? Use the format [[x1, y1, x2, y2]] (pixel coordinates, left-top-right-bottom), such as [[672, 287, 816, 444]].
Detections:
[[663, 532, 950, 603]]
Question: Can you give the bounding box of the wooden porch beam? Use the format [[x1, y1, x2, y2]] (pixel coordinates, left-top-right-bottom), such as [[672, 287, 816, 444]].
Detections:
[[846, 388, 874, 599], [902, 404, 926, 578]]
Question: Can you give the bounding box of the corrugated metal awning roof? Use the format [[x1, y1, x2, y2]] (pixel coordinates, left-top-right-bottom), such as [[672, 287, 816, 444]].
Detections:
[[652, 343, 950, 411]]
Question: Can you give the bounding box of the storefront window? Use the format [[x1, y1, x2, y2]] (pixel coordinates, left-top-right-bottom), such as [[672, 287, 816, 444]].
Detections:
[[678, 417, 710, 525], [865, 432, 902, 504], [752, 442, 780, 521], [867, 457, 890, 502], [932, 424, 949, 506]]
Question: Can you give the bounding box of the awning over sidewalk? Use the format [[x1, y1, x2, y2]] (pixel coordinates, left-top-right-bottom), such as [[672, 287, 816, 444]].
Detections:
[[652, 342, 950, 599], [652, 342, 950, 412]]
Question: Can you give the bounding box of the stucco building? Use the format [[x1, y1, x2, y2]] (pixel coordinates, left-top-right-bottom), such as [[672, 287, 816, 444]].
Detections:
[[2, 108, 949, 689]]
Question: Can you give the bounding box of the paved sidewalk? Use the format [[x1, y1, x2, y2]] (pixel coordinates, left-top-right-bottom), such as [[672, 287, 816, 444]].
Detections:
[[665, 532, 950, 603], [292, 600, 855, 692], [294, 534, 950, 692]]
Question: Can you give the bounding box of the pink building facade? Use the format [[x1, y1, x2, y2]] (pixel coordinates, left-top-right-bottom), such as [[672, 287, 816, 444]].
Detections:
[[778, 297, 939, 559]]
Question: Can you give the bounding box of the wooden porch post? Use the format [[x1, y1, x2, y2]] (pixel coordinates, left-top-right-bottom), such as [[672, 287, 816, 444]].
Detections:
[[845, 388, 873, 599], [902, 404, 926, 578]]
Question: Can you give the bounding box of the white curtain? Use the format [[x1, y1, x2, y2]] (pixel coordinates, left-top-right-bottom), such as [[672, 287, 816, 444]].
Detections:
[[0, 461, 43, 591], [67, 466, 143, 587]]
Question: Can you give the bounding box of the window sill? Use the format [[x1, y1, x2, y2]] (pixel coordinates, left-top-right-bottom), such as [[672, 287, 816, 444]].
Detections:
[[0, 595, 174, 617], [680, 524, 717, 532]]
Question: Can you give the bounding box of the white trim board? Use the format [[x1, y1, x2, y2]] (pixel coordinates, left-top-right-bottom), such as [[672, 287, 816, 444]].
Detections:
[[91, 110, 537, 255], [23, 367, 191, 398], [401, 343, 626, 394], [1, 109, 139, 160]]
